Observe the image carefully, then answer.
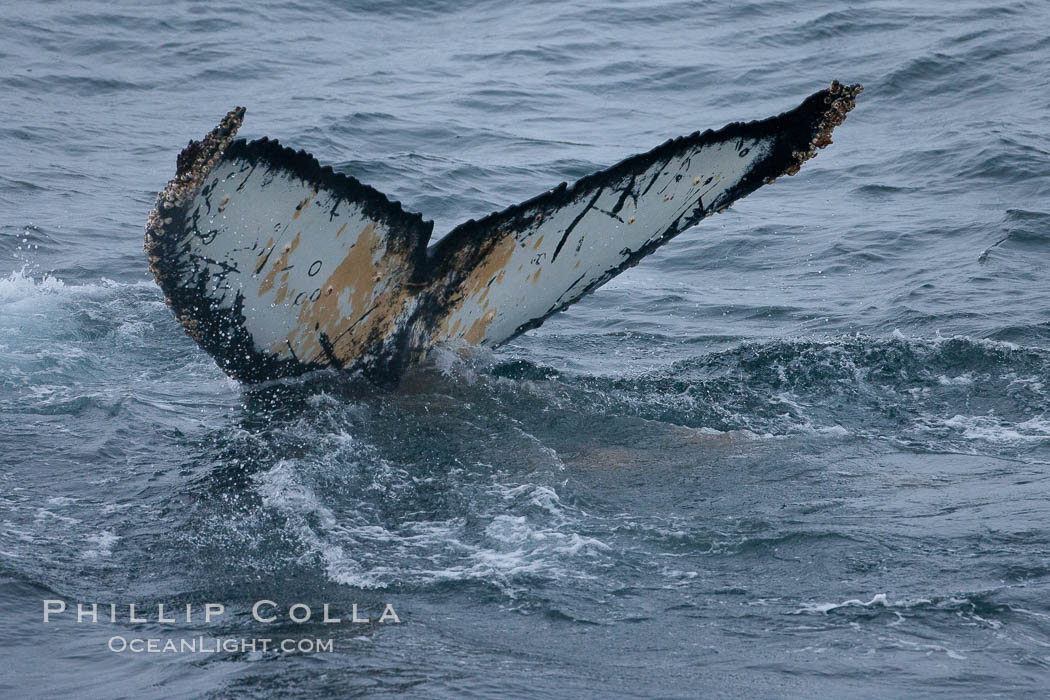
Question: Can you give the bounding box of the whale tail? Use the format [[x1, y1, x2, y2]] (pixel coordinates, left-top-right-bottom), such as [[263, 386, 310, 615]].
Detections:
[[145, 83, 861, 384]]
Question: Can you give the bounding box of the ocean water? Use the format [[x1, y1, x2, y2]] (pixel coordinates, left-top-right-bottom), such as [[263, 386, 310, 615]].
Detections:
[[3, 0, 1050, 696]]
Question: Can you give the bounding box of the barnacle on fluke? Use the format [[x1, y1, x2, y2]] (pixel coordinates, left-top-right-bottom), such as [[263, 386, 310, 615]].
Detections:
[[145, 82, 862, 385]]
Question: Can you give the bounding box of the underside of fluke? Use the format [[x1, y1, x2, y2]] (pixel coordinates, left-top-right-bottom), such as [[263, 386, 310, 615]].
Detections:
[[145, 82, 862, 384]]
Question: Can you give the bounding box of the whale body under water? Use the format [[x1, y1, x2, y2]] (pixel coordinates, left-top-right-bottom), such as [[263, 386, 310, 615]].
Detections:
[[145, 82, 862, 384]]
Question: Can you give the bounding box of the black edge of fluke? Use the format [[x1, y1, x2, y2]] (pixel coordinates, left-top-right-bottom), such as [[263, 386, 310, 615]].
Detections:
[[222, 138, 434, 264], [144, 111, 317, 382], [144, 108, 312, 382], [145, 82, 862, 385]]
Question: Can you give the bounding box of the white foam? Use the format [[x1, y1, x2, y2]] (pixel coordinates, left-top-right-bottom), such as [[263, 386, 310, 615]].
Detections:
[[1007, 375, 1046, 395], [253, 456, 612, 592], [33, 508, 80, 525], [501, 483, 565, 516], [0, 266, 154, 306], [793, 593, 890, 614], [942, 414, 1050, 443], [879, 634, 967, 660], [0, 266, 65, 303], [83, 530, 119, 559], [937, 373, 975, 386]]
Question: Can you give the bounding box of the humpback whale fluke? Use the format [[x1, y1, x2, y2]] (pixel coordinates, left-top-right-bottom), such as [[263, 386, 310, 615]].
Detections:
[[145, 82, 862, 384]]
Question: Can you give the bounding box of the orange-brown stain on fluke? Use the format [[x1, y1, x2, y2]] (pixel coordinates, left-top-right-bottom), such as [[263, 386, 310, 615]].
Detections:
[[284, 223, 416, 366], [430, 235, 516, 344], [288, 223, 379, 361], [258, 231, 301, 295], [463, 309, 496, 344]]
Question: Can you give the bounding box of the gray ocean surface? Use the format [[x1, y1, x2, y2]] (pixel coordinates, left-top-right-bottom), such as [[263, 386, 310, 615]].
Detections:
[[3, 0, 1050, 697]]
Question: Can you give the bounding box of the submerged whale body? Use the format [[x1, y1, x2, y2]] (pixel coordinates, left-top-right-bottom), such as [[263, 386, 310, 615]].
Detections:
[[145, 82, 862, 384]]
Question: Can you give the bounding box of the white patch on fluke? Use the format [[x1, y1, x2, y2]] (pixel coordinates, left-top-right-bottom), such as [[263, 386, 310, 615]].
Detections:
[[433, 138, 771, 346]]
